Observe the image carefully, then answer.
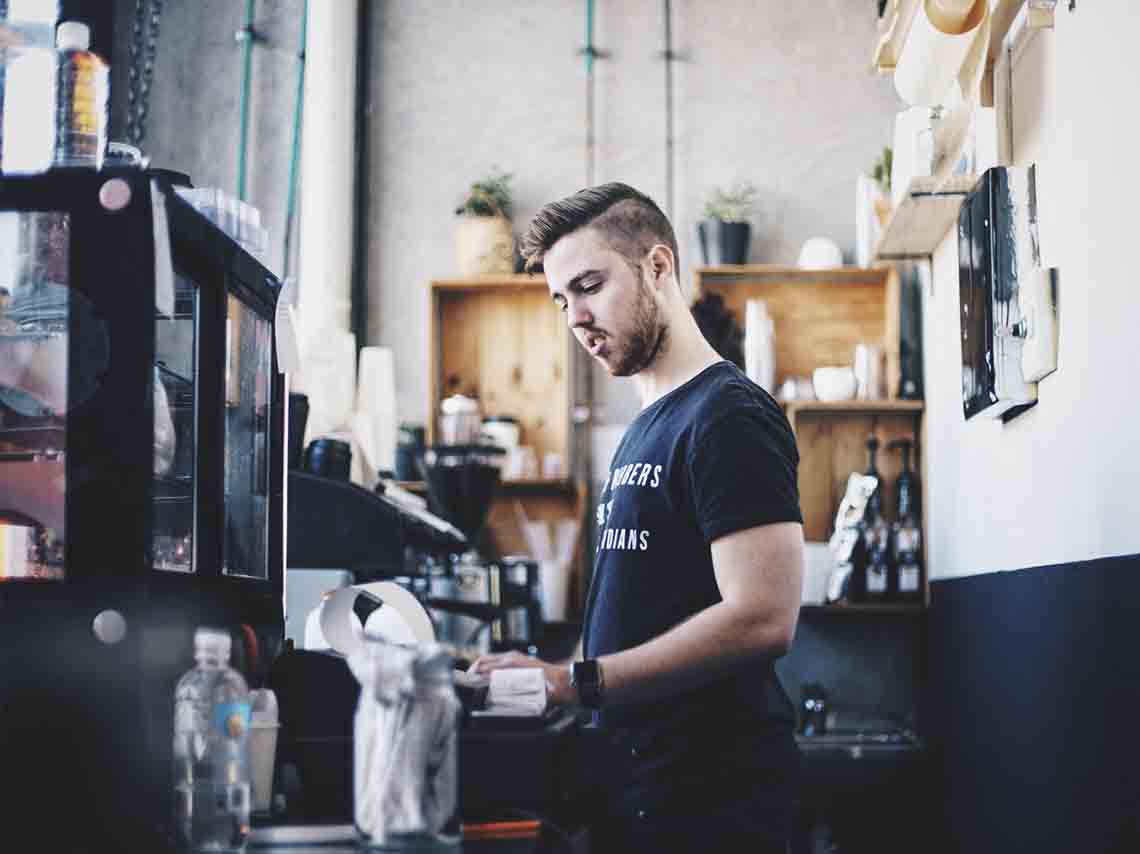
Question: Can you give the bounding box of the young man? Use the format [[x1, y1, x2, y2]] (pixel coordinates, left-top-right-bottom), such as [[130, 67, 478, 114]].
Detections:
[[470, 183, 805, 851]]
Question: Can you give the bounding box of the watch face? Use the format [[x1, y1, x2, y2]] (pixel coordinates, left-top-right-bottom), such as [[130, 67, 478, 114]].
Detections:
[[573, 660, 602, 708]]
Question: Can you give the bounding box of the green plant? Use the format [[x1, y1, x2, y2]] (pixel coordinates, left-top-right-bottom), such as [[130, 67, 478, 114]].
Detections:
[[702, 181, 758, 223], [455, 169, 513, 219], [871, 147, 893, 195]]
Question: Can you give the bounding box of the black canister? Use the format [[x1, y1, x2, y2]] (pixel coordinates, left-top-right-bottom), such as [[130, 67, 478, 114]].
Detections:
[[288, 393, 310, 470], [394, 423, 426, 481], [304, 437, 352, 480]]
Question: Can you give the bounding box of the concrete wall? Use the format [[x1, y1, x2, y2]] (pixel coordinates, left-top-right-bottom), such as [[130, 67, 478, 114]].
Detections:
[[103, 1, 898, 429], [921, 1, 1140, 580], [366, 0, 900, 427], [108, 0, 304, 279]]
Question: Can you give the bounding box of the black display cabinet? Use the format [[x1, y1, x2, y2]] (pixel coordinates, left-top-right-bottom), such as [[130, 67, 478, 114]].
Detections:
[[0, 168, 286, 849]]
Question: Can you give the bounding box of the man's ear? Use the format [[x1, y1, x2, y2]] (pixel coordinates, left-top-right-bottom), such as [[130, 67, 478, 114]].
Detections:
[[646, 244, 675, 289]]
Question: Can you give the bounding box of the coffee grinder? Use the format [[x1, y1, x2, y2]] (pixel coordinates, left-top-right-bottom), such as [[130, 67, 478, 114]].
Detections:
[[418, 443, 540, 657]]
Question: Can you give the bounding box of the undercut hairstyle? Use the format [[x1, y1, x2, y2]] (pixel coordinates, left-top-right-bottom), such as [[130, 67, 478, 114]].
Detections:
[[520, 182, 679, 275]]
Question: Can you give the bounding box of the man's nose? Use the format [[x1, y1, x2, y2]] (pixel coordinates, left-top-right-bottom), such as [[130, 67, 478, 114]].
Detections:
[[566, 298, 592, 329]]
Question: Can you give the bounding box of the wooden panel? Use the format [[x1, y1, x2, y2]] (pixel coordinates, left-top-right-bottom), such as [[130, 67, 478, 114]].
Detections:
[[790, 409, 922, 542], [430, 278, 569, 467], [696, 267, 894, 393]]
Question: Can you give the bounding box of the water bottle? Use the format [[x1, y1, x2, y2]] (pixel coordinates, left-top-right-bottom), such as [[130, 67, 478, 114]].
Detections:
[[173, 627, 252, 852], [52, 20, 107, 168]]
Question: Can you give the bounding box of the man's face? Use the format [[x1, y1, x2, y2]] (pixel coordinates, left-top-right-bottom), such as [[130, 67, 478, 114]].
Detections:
[[544, 227, 666, 377]]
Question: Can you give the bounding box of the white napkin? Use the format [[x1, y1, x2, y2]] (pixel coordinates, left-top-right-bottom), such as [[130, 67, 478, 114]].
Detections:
[[476, 668, 547, 717]]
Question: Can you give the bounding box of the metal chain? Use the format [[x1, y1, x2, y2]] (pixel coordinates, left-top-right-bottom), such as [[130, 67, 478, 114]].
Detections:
[[126, 0, 163, 146]]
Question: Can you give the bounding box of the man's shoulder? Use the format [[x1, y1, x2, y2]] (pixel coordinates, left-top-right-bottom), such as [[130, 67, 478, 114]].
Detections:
[[687, 363, 784, 425]]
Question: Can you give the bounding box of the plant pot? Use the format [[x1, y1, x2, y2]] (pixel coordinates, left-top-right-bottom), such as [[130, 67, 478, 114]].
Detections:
[[697, 219, 751, 266], [456, 215, 514, 276]]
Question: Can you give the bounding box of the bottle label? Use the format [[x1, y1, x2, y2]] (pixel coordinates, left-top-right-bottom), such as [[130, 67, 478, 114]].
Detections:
[[214, 702, 251, 742], [867, 567, 887, 593], [899, 565, 920, 593]]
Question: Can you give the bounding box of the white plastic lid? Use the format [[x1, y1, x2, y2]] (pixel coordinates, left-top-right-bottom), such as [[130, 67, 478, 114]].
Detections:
[[194, 626, 232, 658], [56, 21, 91, 51]]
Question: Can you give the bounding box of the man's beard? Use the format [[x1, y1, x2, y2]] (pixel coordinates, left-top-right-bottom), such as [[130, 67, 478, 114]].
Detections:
[[610, 280, 667, 377]]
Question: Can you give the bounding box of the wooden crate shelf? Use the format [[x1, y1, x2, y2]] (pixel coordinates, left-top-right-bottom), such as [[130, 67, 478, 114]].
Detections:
[[784, 399, 924, 416], [693, 266, 925, 558], [428, 275, 570, 468], [427, 275, 589, 614], [694, 265, 901, 400]]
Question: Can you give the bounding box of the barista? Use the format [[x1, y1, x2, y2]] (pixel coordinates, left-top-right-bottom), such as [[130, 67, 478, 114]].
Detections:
[[470, 183, 804, 853]]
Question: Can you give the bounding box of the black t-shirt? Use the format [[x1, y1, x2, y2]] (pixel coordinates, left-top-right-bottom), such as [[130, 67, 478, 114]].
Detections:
[[582, 360, 802, 792]]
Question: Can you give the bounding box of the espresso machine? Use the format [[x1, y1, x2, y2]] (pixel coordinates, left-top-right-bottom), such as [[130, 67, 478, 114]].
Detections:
[[0, 168, 287, 849]]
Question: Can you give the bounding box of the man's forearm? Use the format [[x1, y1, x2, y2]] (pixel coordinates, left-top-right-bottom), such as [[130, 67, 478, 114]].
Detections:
[[594, 599, 792, 708]]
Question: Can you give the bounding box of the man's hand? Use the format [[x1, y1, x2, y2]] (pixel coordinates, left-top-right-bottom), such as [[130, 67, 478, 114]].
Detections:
[[467, 650, 575, 706]]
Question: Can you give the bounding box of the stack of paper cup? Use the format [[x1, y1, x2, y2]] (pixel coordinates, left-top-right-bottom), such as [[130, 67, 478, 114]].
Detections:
[[355, 346, 397, 475], [249, 688, 280, 815]]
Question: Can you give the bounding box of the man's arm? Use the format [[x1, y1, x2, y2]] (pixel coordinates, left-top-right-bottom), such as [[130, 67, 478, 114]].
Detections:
[[470, 521, 804, 707]]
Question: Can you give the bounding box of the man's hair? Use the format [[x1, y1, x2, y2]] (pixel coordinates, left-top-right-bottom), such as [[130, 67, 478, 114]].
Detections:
[[520, 182, 678, 275]]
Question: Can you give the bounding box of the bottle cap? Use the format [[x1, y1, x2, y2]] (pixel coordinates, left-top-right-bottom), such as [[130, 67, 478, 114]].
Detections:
[[194, 626, 232, 658], [56, 21, 91, 51]]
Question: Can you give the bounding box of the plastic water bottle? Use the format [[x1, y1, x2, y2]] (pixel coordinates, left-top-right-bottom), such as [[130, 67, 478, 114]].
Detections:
[[52, 20, 108, 168], [173, 627, 252, 852]]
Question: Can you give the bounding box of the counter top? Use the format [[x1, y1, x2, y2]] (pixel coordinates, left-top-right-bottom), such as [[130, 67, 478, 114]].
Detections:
[[795, 732, 927, 761], [248, 822, 575, 853]]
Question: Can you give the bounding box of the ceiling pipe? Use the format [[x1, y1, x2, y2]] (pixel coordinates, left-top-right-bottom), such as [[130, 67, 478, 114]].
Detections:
[[297, 0, 358, 340]]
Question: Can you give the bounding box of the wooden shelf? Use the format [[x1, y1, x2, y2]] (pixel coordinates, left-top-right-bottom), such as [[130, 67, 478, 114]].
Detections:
[[694, 265, 887, 285], [872, 0, 921, 72], [783, 399, 924, 416], [396, 478, 579, 496], [873, 1, 1047, 105], [801, 602, 925, 616], [872, 174, 977, 261], [428, 274, 546, 292]]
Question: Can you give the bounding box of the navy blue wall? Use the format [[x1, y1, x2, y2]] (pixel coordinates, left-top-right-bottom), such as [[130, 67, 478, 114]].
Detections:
[[928, 554, 1140, 854]]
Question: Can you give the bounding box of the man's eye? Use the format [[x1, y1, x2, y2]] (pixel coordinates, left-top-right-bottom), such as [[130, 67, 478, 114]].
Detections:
[[582, 282, 601, 294]]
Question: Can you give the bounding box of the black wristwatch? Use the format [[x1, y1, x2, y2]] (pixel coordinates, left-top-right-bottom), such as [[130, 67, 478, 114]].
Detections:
[[571, 659, 604, 709]]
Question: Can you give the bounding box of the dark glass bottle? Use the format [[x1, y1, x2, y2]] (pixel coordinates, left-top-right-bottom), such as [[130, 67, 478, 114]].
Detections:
[[864, 511, 891, 601], [852, 436, 884, 602], [889, 439, 922, 601], [863, 435, 883, 522]]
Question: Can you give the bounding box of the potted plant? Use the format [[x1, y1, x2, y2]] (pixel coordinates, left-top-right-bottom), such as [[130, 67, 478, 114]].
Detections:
[[698, 181, 758, 266], [870, 146, 893, 226], [455, 169, 515, 276]]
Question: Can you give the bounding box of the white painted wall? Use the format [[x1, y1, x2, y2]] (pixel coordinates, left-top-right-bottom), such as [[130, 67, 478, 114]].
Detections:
[[367, 1, 900, 426], [922, 1, 1140, 579]]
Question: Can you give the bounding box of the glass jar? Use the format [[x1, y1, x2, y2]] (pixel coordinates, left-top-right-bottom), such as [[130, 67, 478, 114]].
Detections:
[[349, 639, 460, 848]]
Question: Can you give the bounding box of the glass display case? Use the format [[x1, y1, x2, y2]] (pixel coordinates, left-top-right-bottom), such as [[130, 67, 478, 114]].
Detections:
[[0, 167, 286, 848], [0, 168, 285, 589]]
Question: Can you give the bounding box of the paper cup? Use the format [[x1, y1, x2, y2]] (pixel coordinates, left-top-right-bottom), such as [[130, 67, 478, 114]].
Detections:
[[539, 559, 569, 622], [249, 722, 280, 814]]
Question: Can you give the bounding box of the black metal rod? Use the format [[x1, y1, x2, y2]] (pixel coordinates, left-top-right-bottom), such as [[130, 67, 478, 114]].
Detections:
[[351, 0, 372, 353]]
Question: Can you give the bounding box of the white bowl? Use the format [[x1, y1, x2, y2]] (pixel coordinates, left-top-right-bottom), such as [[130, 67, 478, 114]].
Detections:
[[812, 366, 857, 401], [797, 236, 844, 269]]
